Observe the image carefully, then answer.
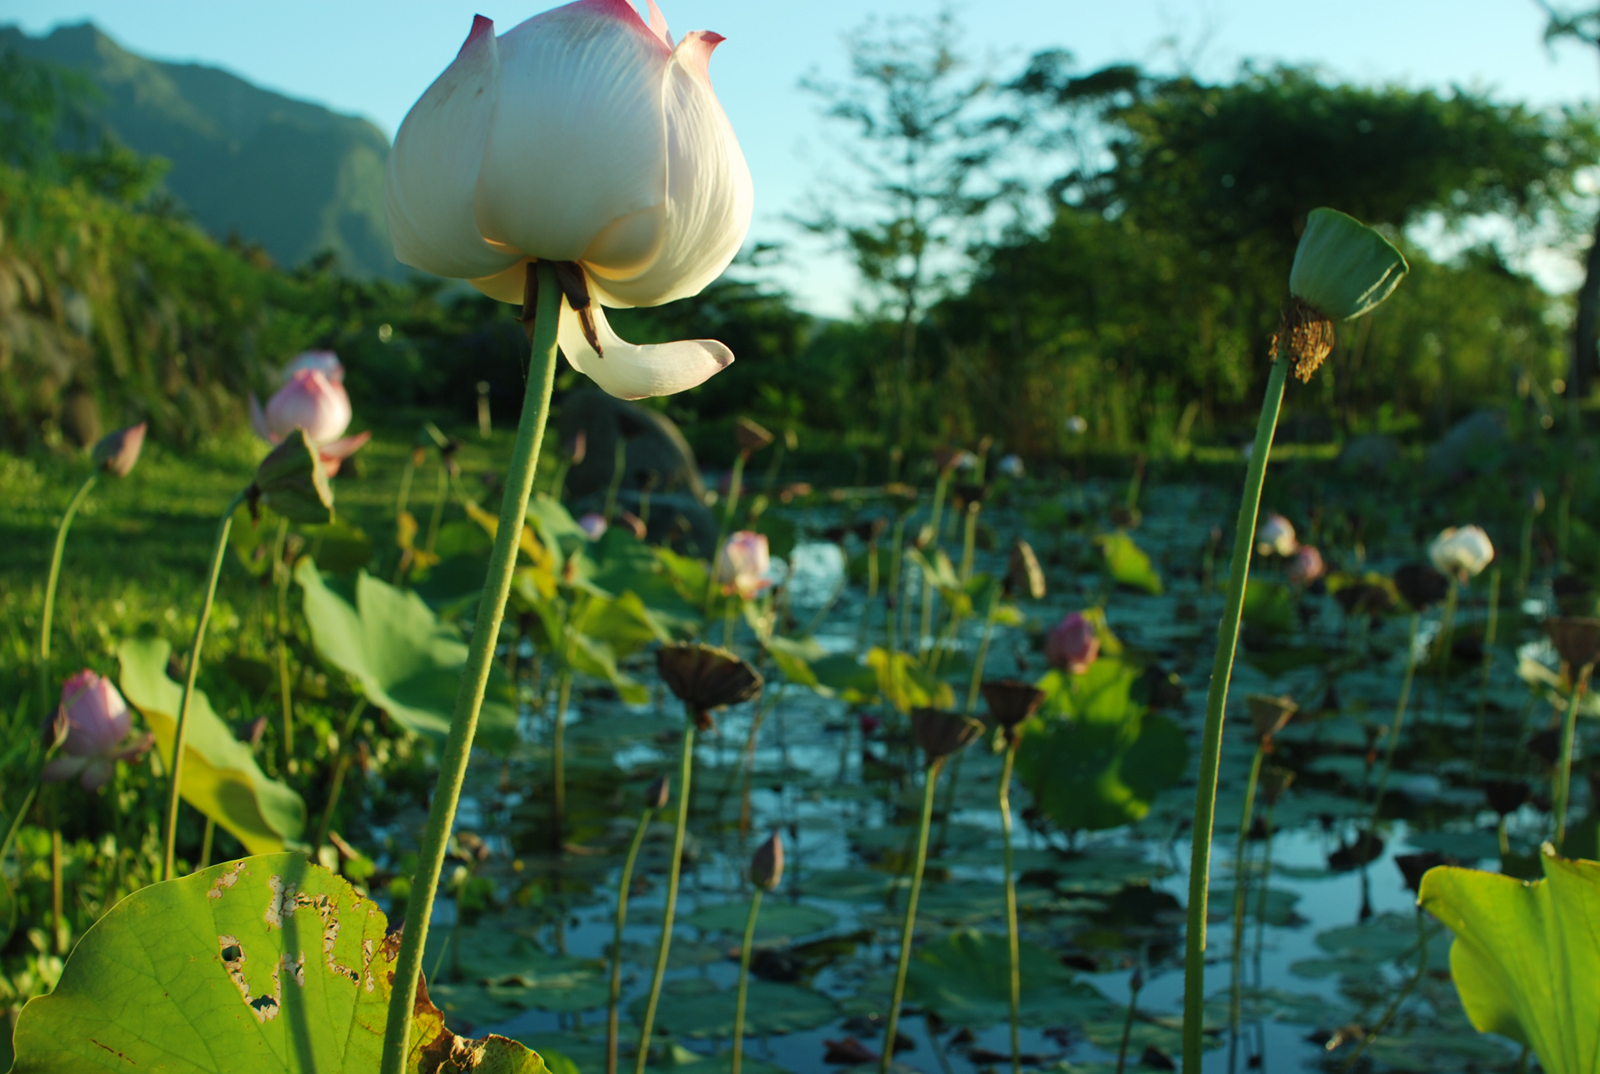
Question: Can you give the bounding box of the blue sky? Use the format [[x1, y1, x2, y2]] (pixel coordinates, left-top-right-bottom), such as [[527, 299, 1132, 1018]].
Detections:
[[8, 0, 1600, 312]]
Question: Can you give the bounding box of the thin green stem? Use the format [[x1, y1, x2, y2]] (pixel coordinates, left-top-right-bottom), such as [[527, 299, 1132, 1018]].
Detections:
[[731, 888, 763, 1074], [1337, 915, 1439, 1073], [1472, 570, 1500, 777], [163, 488, 248, 881], [608, 805, 655, 1074], [964, 589, 1002, 715], [704, 454, 747, 610], [423, 460, 449, 556], [880, 756, 944, 1074], [379, 260, 561, 1074], [1228, 747, 1265, 1074], [51, 827, 64, 955], [552, 669, 572, 854], [313, 698, 369, 854], [959, 502, 979, 585], [1433, 577, 1460, 722], [886, 516, 907, 657], [1114, 969, 1143, 1074], [1517, 512, 1535, 600], [1362, 612, 1420, 865], [198, 818, 215, 872], [918, 473, 951, 656], [1181, 353, 1289, 1071], [39, 472, 98, 683], [605, 436, 628, 523], [1555, 663, 1592, 848], [635, 724, 696, 1074], [273, 517, 295, 775], [999, 744, 1021, 1074]]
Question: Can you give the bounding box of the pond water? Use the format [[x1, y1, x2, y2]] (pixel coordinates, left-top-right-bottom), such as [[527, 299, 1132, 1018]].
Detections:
[[401, 477, 1552, 1074]]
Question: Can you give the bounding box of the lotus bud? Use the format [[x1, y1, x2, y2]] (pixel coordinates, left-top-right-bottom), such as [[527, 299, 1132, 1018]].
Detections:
[[1045, 612, 1099, 674], [1246, 694, 1297, 745], [42, 671, 152, 791], [1006, 540, 1046, 601], [1530, 487, 1547, 516], [735, 417, 774, 457], [1259, 765, 1295, 807], [577, 512, 608, 541], [910, 708, 983, 763], [1428, 526, 1494, 581], [250, 429, 334, 524], [91, 422, 146, 478], [645, 776, 671, 811], [997, 454, 1025, 479], [1286, 545, 1325, 587], [716, 531, 772, 600], [750, 831, 784, 891], [981, 679, 1046, 746], [656, 643, 763, 730], [1255, 513, 1297, 557], [566, 428, 588, 464], [1286, 208, 1408, 380], [1545, 617, 1600, 670], [1393, 562, 1449, 610]]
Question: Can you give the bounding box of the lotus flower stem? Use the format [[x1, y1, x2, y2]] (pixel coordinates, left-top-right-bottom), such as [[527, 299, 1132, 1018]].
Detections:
[[703, 453, 748, 611], [1335, 913, 1440, 1073], [918, 473, 951, 656], [1433, 577, 1459, 722], [313, 698, 369, 854], [1555, 662, 1593, 847], [395, 445, 417, 526], [605, 436, 628, 524], [881, 755, 944, 1074], [1471, 569, 1501, 777], [607, 802, 656, 1074], [998, 741, 1022, 1074], [730, 887, 764, 1074], [964, 590, 1003, 715], [1360, 612, 1421, 865], [635, 725, 696, 1074], [885, 516, 907, 656], [163, 487, 248, 882], [1227, 746, 1265, 1074], [1113, 965, 1143, 1074], [959, 502, 979, 585], [39, 472, 97, 692], [551, 668, 572, 854], [1181, 352, 1288, 1071], [198, 818, 215, 872], [379, 261, 562, 1074], [272, 517, 295, 774], [50, 827, 64, 954]]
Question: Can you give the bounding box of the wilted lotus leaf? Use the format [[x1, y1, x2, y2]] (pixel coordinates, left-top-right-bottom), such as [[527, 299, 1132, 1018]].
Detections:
[[910, 708, 984, 762], [1544, 616, 1600, 670], [656, 643, 762, 729]]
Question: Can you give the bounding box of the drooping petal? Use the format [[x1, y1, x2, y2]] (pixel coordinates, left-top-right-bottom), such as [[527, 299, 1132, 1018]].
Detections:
[[248, 393, 276, 444], [558, 294, 732, 399], [586, 30, 752, 309], [474, 0, 671, 267], [386, 15, 521, 281], [320, 431, 372, 463]]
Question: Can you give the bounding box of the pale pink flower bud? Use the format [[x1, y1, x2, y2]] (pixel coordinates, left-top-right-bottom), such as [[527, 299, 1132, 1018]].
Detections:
[[1255, 513, 1297, 557], [42, 671, 152, 792], [249, 368, 370, 477], [282, 350, 345, 385], [716, 530, 771, 600], [1428, 525, 1494, 580], [1045, 612, 1100, 674], [577, 512, 609, 540], [1287, 545, 1325, 586]]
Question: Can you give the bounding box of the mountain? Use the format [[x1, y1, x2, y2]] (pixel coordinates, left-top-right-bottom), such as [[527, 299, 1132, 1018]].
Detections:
[[0, 21, 401, 279]]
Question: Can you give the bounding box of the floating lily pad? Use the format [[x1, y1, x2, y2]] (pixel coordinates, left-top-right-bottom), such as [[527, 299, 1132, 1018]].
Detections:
[[1405, 828, 1501, 862], [903, 928, 1113, 1028], [628, 977, 839, 1037], [684, 899, 837, 939]]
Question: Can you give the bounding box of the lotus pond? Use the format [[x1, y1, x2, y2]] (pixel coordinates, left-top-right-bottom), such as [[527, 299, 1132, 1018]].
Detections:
[[2, 407, 1587, 1074]]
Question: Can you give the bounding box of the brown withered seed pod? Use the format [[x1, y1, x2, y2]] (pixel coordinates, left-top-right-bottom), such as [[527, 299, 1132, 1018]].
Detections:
[[981, 680, 1047, 731], [910, 708, 984, 763], [1393, 563, 1449, 611], [750, 831, 784, 891], [1259, 765, 1295, 807], [735, 417, 775, 456], [1246, 694, 1297, 744], [656, 643, 763, 730], [1545, 616, 1600, 670]]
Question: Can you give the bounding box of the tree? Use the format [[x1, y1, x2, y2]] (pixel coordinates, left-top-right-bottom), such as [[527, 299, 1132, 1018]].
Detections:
[[797, 9, 1005, 444]]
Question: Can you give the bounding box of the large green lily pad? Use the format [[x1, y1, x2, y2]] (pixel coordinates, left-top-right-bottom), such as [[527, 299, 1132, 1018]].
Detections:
[[118, 637, 304, 855], [627, 978, 839, 1038], [9, 853, 547, 1072], [683, 899, 838, 939], [903, 928, 1113, 1028]]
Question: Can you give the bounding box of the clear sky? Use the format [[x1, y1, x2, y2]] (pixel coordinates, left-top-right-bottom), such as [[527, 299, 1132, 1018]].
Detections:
[[7, 0, 1600, 313]]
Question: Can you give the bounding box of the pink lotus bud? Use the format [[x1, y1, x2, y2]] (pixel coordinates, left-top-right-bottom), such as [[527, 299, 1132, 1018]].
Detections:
[[282, 350, 345, 385], [1255, 513, 1297, 557], [577, 512, 608, 540], [249, 368, 370, 477], [1045, 612, 1100, 674], [1287, 545, 1325, 586], [42, 671, 152, 792], [92, 422, 146, 478], [716, 530, 771, 600], [859, 713, 881, 736]]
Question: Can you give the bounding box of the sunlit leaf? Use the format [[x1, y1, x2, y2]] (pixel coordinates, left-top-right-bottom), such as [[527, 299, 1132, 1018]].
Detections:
[[1095, 532, 1163, 595]]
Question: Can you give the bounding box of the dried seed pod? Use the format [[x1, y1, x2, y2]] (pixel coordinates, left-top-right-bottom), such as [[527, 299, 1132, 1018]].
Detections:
[[1481, 779, 1529, 817], [1545, 616, 1600, 670], [981, 680, 1047, 736], [736, 417, 774, 456], [1006, 540, 1046, 601], [910, 708, 984, 763], [656, 643, 763, 730], [1394, 851, 1451, 895], [645, 776, 671, 811], [1259, 765, 1295, 807], [1246, 694, 1297, 744], [1393, 562, 1449, 611], [750, 831, 784, 891]]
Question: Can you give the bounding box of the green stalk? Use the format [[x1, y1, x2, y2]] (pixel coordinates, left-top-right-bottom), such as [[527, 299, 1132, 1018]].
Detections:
[[423, 459, 449, 556], [959, 502, 979, 585], [885, 516, 907, 656], [1517, 511, 1536, 600], [998, 743, 1022, 1074], [1228, 746, 1265, 1074], [1113, 967, 1143, 1074], [635, 725, 696, 1074], [313, 698, 369, 854], [51, 826, 64, 955], [39, 472, 98, 692], [0, 731, 66, 870], [1555, 663, 1593, 848], [163, 487, 248, 881], [1180, 353, 1289, 1071], [607, 804, 655, 1074], [379, 260, 561, 1074], [918, 473, 951, 655], [273, 517, 295, 775], [964, 589, 1002, 715], [605, 436, 628, 523], [551, 670, 573, 855], [704, 453, 748, 610], [198, 818, 215, 871], [1361, 613, 1421, 865], [730, 888, 764, 1074], [880, 756, 944, 1074], [1472, 570, 1500, 777], [1433, 577, 1460, 722]]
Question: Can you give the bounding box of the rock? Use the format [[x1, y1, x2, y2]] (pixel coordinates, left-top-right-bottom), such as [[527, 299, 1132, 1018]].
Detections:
[[1426, 409, 1507, 479]]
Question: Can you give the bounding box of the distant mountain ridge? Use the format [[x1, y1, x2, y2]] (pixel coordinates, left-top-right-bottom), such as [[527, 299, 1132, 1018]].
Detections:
[[1, 21, 401, 279]]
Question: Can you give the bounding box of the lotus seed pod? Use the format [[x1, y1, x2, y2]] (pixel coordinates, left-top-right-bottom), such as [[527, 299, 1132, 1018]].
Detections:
[[909, 708, 983, 763], [1545, 617, 1600, 670], [656, 643, 762, 730], [1289, 208, 1409, 323], [1259, 765, 1295, 807], [1393, 562, 1449, 610], [735, 417, 774, 456], [1246, 694, 1297, 744], [981, 679, 1047, 731]]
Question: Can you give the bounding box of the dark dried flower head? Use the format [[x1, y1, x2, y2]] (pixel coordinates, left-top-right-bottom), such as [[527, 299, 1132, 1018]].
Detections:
[[1332, 582, 1393, 617], [981, 679, 1046, 731], [952, 483, 987, 510], [1246, 694, 1297, 744], [1545, 616, 1600, 670], [92, 422, 147, 478], [736, 417, 774, 456], [1108, 505, 1142, 531], [1394, 851, 1452, 895], [1393, 562, 1449, 611], [1481, 779, 1529, 817], [751, 831, 784, 890], [656, 644, 763, 730], [910, 708, 983, 763], [855, 518, 888, 543], [645, 776, 671, 811], [1259, 765, 1295, 807], [1006, 540, 1046, 601]]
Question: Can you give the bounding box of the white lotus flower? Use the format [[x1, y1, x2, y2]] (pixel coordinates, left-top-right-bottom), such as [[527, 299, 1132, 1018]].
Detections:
[[1429, 525, 1494, 580], [1255, 513, 1297, 557], [385, 0, 753, 400]]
